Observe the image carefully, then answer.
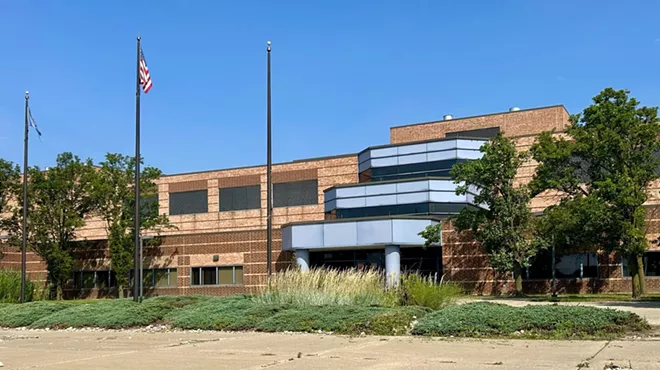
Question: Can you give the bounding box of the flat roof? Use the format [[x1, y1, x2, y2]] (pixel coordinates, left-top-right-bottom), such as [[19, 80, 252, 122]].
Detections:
[[390, 104, 568, 130]]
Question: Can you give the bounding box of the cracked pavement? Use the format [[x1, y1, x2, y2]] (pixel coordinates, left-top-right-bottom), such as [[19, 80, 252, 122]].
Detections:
[[0, 330, 659, 369]]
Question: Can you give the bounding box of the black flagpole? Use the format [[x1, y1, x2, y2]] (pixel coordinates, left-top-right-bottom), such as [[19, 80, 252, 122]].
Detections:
[[266, 41, 272, 278], [134, 36, 141, 302], [21, 91, 29, 304]]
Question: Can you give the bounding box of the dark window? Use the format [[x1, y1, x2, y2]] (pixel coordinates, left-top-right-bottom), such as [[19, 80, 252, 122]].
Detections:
[[169, 190, 208, 215], [219, 185, 261, 211], [273, 180, 318, 207], [622, 252, 660, 277], [365, 159, 465, 182], [72, 270, 117, 289], [334, 202, 473, 219], [526, 252, 598, 279], [190, 266, 243, 286], [445, 127, 500, 138]]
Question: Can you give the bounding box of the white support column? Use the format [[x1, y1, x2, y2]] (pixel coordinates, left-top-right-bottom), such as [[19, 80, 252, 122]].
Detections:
[[385, 245, 401, 288], [295, 249, 310, 272]]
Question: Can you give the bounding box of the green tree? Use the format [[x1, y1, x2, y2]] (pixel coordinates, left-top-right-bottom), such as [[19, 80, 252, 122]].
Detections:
[[91, 153, 172, 298], [419, 134, 541, 295], [0, 159, 21, 260], [3, 153, 96, 299], [531, 88, 660, 298]]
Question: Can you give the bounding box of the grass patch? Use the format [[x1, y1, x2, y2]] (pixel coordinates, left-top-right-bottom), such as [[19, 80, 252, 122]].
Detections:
[[0, 301, 77, 327], [256, 268, 398, 306], [30, 296, 208, 329], [0, 270, 36, 303], [412, 302, 650, 339], [399, 274, 462, 310]]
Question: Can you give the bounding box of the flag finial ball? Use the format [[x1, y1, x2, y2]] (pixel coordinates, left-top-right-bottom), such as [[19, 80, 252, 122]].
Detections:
[[25, 91, 29, 95], [267, 41, 271, 45]]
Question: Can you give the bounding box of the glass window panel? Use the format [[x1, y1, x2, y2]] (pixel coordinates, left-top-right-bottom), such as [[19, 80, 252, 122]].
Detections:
[[191, 268, 201, 286], [234, 266, 243, 285], [169, 190, 208, 215], [556, 254, 583, 279], [154, 269, 169, 287], [219, 185, 261, 211], [647, 252, 660, 277], [169, 269, 178, 287], [142, 269, 154, 287], [218, 267, 233, 285], [82, 272, 95, 289], [73, 271, 82, 289], [273, 180, 318, 207], [109, 271, 117, 288], [96, 271, 110, 289], [202, 267, 217, 285], [446, 127, 500, 138]]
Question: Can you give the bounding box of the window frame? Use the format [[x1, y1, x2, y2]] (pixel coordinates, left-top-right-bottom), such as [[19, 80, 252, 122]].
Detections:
[[622, 251, 660, 278], [189, 266, 244, 286], [524, 252, 599, 280], [273, 179, 318, 208]]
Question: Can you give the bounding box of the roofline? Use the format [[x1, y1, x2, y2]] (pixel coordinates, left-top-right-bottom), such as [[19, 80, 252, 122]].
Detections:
[[281, 214, 443, 228], [389, 104, 569, 130], [161, 153, 357, 178], [357, 135, 489, 155]]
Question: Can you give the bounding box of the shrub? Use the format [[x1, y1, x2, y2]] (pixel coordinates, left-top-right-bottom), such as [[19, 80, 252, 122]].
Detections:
[[398, 274, 462, 309], [255, 268, 397, 306], [30, 295, 207, 329], [0, 301, 74, 327], [0, 269, 35, 303], [412, 302, 650, 339], [166, 295, 430, 335]]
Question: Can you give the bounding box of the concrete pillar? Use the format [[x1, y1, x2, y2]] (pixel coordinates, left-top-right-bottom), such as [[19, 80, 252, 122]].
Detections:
[[295, 249, 310, 272], [385, 245, 401, 287]]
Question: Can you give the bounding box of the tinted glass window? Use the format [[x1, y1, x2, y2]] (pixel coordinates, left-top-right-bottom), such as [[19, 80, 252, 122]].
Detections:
[[622, 252, 660, 277], [273, 180, 318, 207], [527, 252, 598, 279], [445, 127, 500, 138], [367, 159, 463, 182], [219, 185, 261, 211], [169, 190, 208, 215]]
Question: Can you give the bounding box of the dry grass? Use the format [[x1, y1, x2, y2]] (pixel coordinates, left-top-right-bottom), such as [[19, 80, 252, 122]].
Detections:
[[255, 268, 398, 307]]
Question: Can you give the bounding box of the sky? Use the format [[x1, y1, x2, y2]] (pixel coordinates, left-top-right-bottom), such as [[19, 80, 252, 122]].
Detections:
[[1, 1, 660, 175]]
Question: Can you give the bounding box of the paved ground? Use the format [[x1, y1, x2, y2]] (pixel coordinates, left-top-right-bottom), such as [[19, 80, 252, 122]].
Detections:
[[1, 329, 659, 370], [466, 298, 660, 326]]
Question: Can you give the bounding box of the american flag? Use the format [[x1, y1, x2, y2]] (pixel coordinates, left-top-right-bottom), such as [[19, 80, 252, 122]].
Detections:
[[28, 107, 42, 141], [139, 46, 153, 94]]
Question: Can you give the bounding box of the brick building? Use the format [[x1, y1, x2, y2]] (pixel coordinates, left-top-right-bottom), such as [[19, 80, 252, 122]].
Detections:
[[2, 104, 659, 297]]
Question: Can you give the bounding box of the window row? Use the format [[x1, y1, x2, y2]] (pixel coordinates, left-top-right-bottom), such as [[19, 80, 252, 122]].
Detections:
[[169, 180, 318, 215], [622, 252, 660, 277], [71, 268, 178, 289], [191, 266, 243, 286], [525, 253, 599, 280]]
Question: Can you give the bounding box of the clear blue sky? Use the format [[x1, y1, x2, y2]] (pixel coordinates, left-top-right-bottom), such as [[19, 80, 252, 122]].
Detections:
[[1, 1, 659, 174]]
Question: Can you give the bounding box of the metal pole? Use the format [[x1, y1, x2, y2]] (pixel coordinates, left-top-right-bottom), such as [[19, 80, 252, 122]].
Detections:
[[139, 237, 143, 302], [21, 91, 29, 304], [266, 41, 272, 278], [134, 36, 141, 302], [551, 243, 557, 297]]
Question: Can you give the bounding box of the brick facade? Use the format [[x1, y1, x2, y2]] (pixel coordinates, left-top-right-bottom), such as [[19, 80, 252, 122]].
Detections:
[[3, 105, 660, 297]]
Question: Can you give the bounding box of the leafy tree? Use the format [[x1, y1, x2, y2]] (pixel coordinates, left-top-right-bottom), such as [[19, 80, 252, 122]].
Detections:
[[531, 88, 660, 298], [3, 153, 96, 299], [419, 134, 541, 295], [0, 159, 21, 260], [90, 153, 172, 298]]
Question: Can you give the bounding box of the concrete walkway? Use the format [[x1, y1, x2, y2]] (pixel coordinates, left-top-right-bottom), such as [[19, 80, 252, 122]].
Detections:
[[0, 330, 659, 370], [463, 298, 660, 326]]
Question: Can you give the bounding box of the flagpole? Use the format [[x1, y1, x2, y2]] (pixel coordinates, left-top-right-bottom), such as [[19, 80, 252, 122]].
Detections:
[[134, 36, 141, 302], [21, 91, 29, 304], [266, 41, 272, 278]]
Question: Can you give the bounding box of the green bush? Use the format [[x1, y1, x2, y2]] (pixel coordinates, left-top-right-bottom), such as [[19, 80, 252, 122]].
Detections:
[[30, 295, 208, 329], [0, 301, 74, 327], [166, 295, 429, 335], [398, 274, 462, 310], [0, 269, 35, 303], [412, 302, 650, 339]]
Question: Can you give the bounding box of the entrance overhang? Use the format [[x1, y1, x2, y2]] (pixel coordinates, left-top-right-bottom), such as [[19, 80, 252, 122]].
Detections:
[[281, 216, 440, 252]]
